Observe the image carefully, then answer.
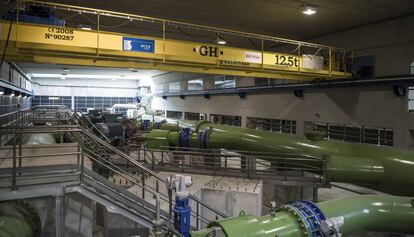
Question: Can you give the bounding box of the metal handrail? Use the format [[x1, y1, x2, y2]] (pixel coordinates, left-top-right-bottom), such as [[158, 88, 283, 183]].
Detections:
[[138, 147, 327, 185], [1, 126, 219, 228], [77, 129, 228, 218], [34, 105, 111, 143], [1, 105, 228, 221], [2, 105, 296, 221], [0, 132, 184, 234]]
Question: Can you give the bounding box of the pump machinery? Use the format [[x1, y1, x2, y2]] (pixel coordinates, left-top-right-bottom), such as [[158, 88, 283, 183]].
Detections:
[[80, 106, 414, 236]]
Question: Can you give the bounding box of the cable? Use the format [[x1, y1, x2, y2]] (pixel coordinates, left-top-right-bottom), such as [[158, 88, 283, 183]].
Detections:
[[63, 12, 80, 21], [247, 38, 258, 49], [176, 25, 214, 39], [0, 9, 14, 71]]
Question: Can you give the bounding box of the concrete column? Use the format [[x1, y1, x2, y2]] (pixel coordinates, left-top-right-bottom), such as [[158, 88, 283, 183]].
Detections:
[[296, 119, 304, 136], [55, 194, 63, 237], [203, 77, 215, 90], [162, 83, 169, 93], [236, 77, 255, 88], [241, 116, 247, 128], [180, 80, 188, 92]]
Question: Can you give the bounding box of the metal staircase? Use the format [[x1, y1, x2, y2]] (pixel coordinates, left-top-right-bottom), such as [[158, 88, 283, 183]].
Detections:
[[0, 105, 227, 235]]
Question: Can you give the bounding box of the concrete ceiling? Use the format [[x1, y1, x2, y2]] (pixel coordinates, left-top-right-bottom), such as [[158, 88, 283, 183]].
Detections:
[[50, 0, 414, 40]]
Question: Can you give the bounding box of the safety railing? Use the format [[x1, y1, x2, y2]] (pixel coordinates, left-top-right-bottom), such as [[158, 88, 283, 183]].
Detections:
[[28, 105, 111, 143], [0, 107, 33, 145], [68, 128, 228, 227], [0, 126, 184, 235], [0, 107, 227, 228], [125, 145, 328, 187]]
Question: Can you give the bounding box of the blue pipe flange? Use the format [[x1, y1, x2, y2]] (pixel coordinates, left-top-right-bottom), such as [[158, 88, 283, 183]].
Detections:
[[153, 121, 161, 129], [278, 200, 326, 237], [141, 119, 150, 131], [153, 119, 167, 129], [198, 130, 208, 148], [179, 128, 191, 148]]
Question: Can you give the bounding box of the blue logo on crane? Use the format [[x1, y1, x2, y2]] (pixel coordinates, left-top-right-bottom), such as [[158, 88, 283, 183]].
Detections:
[[122, 37, 155, 53]]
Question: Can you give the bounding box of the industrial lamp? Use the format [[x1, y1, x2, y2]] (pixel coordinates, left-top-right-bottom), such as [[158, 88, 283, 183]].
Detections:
[[216, 33, 226, 45], [301, 4, 317, 15]]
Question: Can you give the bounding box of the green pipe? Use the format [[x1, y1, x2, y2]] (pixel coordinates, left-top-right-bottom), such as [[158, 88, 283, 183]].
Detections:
[[143, 122, 414, 195], [0, 201, 41, 237], [190, 195, 414, 237]]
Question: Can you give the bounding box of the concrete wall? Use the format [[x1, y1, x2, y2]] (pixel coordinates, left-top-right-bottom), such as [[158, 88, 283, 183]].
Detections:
[[311, 14, 414, 77], [27, 193, 93, 237], [152, 85, 414, 149]]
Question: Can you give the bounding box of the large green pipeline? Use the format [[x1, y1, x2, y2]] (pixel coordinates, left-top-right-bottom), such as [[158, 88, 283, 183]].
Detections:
[[190, 195, 414, 237], [0, 201, 41, 237], [143, 121, 414, 195]]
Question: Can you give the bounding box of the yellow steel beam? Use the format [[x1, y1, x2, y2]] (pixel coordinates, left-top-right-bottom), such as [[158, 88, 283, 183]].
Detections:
[[0, 19, 351, 80]]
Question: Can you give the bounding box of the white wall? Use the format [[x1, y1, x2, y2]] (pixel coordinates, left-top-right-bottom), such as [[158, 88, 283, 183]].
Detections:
[[152, 85, 414, 149]]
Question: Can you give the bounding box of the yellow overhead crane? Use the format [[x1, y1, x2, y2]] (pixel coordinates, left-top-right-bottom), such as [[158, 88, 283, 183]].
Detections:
[[0, 0, 352, 81]]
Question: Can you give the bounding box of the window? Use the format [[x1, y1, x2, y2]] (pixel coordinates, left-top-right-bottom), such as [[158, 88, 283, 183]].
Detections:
[[247, 117, 296, 134], [184, 112, 207, 121], [254, 78, 270, 86], [32, 95, 72, 108], [154, 110, 165, 116], [188, 79, 203, 91], [214, 75, 236, 89], [71, 96, 133, 114], [166, 110, 182, 119], [210, 114, 241, 127], [408, 87, 414, 112], [305, 121, 393, 146], [168, 82, 180, 93]]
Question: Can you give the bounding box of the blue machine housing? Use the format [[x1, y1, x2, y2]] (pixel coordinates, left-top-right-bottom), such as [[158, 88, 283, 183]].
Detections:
[[6, 6, 65, 26], [173, 195, 191, 237]]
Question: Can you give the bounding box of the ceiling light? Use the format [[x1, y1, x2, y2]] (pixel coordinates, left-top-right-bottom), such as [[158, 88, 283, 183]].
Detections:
[[216, 33, 227, 45], [62, 68, 70, 72], [10, 92, 15, 97], [0, 91, 4, 95], [301, 5, 317, 15], [17, 94, 22, 98], [78, 24, 92, 30], [217, 39, 226, 45]]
